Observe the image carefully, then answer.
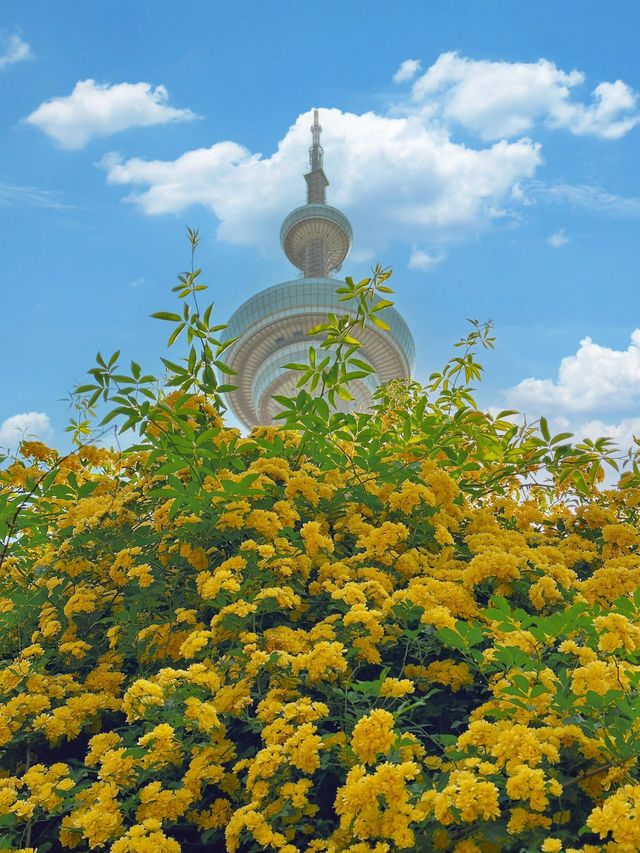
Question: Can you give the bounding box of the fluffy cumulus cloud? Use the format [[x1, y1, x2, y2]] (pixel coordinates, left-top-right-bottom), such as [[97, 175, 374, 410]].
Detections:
[[507, 329, 640, 413], [393, 59, 422, 84], [406, 52, 639, 140], [91, 53, 636, 257], [408, 248, 446, 271], [0, 412, 52, 450], [496, 336, 640, 464], [0, 32, 31, 69], [102, 108, 541, 251], [25, 80, 197, 149], [579, 416, 640, 450], [547, 228, 569, 248]]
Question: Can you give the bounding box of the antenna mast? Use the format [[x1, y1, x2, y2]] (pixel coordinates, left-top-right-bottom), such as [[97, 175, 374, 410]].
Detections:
[[304, 108, 329, 204]]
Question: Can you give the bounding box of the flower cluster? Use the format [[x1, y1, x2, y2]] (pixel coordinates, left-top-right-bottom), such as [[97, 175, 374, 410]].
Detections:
[[1, 388, 640, 852]]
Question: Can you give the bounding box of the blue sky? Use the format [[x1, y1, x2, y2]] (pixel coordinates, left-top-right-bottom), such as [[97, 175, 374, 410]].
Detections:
[[1, 0, 640, 451]]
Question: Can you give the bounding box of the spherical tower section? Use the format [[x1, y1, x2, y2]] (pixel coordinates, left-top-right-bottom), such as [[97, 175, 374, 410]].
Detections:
[[222, 109, 415, 430]]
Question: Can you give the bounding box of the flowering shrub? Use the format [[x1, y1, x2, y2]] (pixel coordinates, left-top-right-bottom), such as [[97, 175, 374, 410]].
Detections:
[[2, 234, 640, 852]]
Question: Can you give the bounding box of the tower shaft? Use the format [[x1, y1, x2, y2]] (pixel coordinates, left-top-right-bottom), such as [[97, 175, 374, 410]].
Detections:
[[303, 238, 328, 278], [304, 109, 329, 204], [283, 109, 350, 278]]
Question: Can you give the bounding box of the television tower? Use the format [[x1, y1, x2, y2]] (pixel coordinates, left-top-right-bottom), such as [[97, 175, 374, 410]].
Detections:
[[222, 109, 415, 428]]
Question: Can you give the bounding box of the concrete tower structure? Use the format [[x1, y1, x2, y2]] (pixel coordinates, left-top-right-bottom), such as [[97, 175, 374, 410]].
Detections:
[[223, 110, 415, 429]]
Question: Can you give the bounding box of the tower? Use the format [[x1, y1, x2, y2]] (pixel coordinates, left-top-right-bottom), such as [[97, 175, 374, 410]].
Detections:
[[222, 110, 415, 429]]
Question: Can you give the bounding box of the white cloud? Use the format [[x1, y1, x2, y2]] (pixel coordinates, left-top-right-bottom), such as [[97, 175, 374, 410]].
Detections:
[[0, 33, 31, 69], [408, 248, 446, 271], [129, 277, 145, 288], [25, 80, 198, 149], [393, 59, 422, 84], [0, 412, 53, 450], [556, 80, 639, 139], [408, 52, 638, 140], [533, 182, 640, 216], [102, 107, 541, 250], [578, 416, 640, 450], [0, 181, 67, 209], [547, 228, 569, 248], [507, 329, 640, 413], [576, 417, 640, 483], [95, 53, 637, 255], [488, 405, 639, 472]]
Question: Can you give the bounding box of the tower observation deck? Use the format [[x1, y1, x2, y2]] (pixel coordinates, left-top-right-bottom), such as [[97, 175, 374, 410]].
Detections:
[[222, 109, 415, 429]]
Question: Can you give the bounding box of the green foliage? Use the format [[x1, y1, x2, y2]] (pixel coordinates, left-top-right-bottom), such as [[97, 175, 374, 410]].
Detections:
[[1, 229, 640, 852]]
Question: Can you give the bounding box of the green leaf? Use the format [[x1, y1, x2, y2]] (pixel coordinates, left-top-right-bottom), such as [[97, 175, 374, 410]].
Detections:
[[99, 406, 130, 426], [151, 311, 181, 322], [370, 315, 391, 331], [437, 627, 466, 650], [336, 385, 354, 402], [540, 416, 550, 441], [307, 324, 328, 336], [213, 360, 235, 376], [349, 358, 374, 372], [167, 323, 186, 347]]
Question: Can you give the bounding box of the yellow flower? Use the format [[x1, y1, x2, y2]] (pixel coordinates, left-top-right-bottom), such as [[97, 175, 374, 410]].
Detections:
[[335, 761, 420, 847], [285, 722, 323, 773], [122, 679, 165, 722], [464, 550, 520, 587], [602, 523, 638, 550], [179, 542, 208, 570], [86, 732, 122, 766], [59, 640, 91, 659], [178, 630, 211, 659], [62, 780, 123, 847], [406, 660, 472, 692], [301, 521, 335, 556], [351, 709, 396, 764], [97, 747, 136, 788], [428, 769, 501, 825], [128, 563, 154, 587], [387, 481, 435, 514], [506, 764, 561, 812], [111, 818, 181, 852], [247, 509, 282, 539], [138, 723, 182, 768], [507, 806, 551, 834], [184, 696, 220, 733], [587, 785, 640, 848], [380, 677, 415, 698], [594, 612, 640, 653], [135, 781, 193, 821], [291, 641, 347, 682], [571, 660, 630, 697], [21, 644, 44, 658]]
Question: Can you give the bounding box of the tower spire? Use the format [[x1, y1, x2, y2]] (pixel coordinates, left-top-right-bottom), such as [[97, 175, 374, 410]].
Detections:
[[304, 108, 329, 204], [280, 107, 351, 278]]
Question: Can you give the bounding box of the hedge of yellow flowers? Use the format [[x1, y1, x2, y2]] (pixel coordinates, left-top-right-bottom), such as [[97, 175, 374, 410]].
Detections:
[[2, 398, 640, 852], [2, 247, 640, 852]]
